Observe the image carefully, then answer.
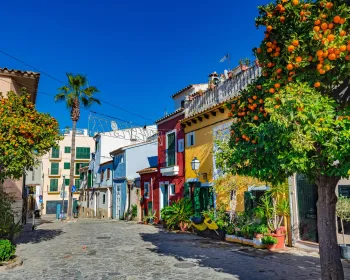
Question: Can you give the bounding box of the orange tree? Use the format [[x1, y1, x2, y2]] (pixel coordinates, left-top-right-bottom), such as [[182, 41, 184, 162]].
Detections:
[[221, 0, 350, 279], [0, 90, 61, 181]]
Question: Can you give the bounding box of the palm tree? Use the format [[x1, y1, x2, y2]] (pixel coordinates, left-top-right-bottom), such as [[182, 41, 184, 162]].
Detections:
[[55, 73, 100, 219]]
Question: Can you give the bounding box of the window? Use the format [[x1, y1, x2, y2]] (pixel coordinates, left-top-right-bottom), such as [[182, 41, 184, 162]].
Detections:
[[107, 168, 111, 179], [51, 147, 60, 158], [64, 147, 71, 153], [50, 163, 59, 175], [75, 179, 81, 190], [186, 132, 195, 147], [180, 100, 185, 108], [75, 162, 88, 175], [166, 131, 176, 167], [170, 184, 176, 196], [95, 141, 99, 152], [339, 185, 350, 198], [65, 178, 70, 186], [178, 139, 184, 153], [76, 147, 90, 159], [64, 162, 70, 169], [103, 194, 106, 204], [144, 182, 150, 198], [49, 179, 58, 192], [101, 170, 104, 182]]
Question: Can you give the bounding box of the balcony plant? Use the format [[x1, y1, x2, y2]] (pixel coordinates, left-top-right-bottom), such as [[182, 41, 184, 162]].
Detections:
[[209, 81, 216, 90], [253, 224, 268, 239], [336, 196, 350, 259], [160, 198, 194, 231], [262, 235, 278, 251]]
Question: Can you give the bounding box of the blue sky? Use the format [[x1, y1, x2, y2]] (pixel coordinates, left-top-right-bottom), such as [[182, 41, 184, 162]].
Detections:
[[1, 0, 269, 131]]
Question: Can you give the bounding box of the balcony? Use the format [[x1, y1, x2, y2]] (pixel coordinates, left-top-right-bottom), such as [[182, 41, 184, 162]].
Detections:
[[184, 65, 261, 118], [160, 149, 179, 176], [49, 150, 62, 161], [48, 168, 61, 177]]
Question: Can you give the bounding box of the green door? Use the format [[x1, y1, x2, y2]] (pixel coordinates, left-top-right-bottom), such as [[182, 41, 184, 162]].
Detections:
[[296, 174, 318, 243], [163, 185, 169, 207]]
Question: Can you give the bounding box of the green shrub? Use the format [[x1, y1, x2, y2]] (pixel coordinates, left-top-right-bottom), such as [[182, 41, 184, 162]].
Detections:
[[262, 235, 277, 245], [131, 204, 137, 219], [253, 224, 269, 234], [0, 240, 15, 262], [161, 198, 194, 230]]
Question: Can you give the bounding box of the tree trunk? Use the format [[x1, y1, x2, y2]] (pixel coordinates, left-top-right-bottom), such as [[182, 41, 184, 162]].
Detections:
[[316, 174, 344, 280], [68, 120, 77, 219]]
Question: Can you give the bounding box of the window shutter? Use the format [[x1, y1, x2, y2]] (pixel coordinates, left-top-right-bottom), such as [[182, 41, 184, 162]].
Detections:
[[88, 172, 92, 188]]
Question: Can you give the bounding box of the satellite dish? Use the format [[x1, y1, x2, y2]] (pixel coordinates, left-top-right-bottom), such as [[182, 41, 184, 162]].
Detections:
[[111, 121, 118, 131]]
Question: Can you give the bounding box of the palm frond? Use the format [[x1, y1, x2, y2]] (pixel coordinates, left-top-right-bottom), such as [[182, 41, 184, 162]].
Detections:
[[83, 86, 99, 97], [54, 92, 66, 102], [87, 97, 101, 106]]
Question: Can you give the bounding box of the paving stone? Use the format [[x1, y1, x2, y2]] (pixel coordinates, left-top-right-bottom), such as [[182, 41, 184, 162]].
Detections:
[[0, 218, 349, 280]]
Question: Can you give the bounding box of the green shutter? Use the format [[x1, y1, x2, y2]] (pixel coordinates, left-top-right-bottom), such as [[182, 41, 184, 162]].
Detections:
[[76, 147, 90, 159], [51, 163, 59, 175], [65, 178, 70, 186], [50, 179, 58, 192], [88, 172, 92, 188], [64, 162, 70, 169], [194, 187, 201, 217], [51, 147, 60, 158], [75, 179, 80, 190], [184, 183, 190, 198], [167, 133, 176, 166], [75, 162, 88, 175], [64, 146, 71, 153]]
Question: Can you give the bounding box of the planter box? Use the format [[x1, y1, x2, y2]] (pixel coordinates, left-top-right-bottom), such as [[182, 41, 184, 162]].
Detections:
[[242, 238, 255, 246], [225, 234, 243, 244]]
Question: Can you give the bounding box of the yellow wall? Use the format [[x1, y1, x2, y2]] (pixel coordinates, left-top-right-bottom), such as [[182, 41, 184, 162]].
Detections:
[[184, 107, 231, 184]]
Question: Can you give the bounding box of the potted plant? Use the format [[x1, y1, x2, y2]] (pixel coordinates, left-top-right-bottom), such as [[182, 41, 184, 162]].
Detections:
[[253, 224, 268, 239], [197, 90, 204, 96], [228, 71, 233, 79], [336, 196, 350, 259], [209, 81, 215, 90], [262, 235, 278, 251]]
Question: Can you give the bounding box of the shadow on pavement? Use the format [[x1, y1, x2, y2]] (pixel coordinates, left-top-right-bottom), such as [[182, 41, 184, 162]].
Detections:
[[140, 230, 327, 279], [14, 228, 64, 245]]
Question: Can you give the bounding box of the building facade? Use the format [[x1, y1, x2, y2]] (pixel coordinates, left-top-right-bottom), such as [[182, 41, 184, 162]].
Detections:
[[0, 68, 40, 223], [110, 141, 158, 219], [25, 163, 43, 213], [181, 66, 261, 214], [137, 167, 157, 221], [41, 129, 94, 215]]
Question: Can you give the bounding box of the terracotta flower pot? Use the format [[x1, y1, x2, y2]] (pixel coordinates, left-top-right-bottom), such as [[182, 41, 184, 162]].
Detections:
[[210, 83, 215, 90], [240, 65, 248, 71], [272, 233, 285, 249], [228, 72, 233, 79], [179, 222, 188, 232], [265, 244, 277, 251]]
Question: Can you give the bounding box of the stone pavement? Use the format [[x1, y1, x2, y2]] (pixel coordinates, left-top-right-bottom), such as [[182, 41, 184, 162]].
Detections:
[[1, 218, 349, 280]]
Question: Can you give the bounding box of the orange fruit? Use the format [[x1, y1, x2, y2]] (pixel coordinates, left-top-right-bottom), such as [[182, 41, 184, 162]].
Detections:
[[252, 95, 258, 100], [275, 105, 280, 109], [259, 99, 264, 104], [314, 26, 320, 32], [321, 23, 328, 30], [308, 56, 313, 61], [339, 18, 346, 24], [296, 56, 302, 63], [335, 48, 341, 55], [269, 88, 275, 94], [256, 85, 262, 89], [257, 48, 262, 54], [327, 34, 335, 41], [274, 83, 281, 89], [292, 0, 299, 5], [340, 30, 346, 36], [318, 68, 326, 74], [288, 45, 295, 52], [287, 64, 294, 70], [267, 25, 273, 32], [267, 48, 273, 53], [253, 116, 259, 121], [347, 45, 350, 52], [280, 16, 285, 23], [276, 68, 282, 74], [328, 23, 334, 29], [266, 42, 272, 48], [292, 40, 299, 47], [314, 19, 321, 25], [274, 52, 280, 57], [334, 15, 341, 23], [325, 2, 333, 9], [322, 50, 329, 58], [339, 45, 347, 52], [328, 47, 334, 53], [314, 81, 321, 88]]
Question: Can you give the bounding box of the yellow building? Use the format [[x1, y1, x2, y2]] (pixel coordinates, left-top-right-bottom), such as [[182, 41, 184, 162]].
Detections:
[[182, 66, 261, 213]]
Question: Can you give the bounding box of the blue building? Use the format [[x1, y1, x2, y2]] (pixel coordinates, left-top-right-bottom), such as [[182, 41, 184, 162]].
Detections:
[[110, 140, 157, 219]]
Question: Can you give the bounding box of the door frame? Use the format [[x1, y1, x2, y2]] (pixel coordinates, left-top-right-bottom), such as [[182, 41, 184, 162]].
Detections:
[[159, 181, 170, 213]]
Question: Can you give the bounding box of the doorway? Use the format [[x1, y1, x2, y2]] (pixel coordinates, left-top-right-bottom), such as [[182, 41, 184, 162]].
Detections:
[[160, 183, 169, 214], [115, 184, 121, 220], [296, 174, 318, 243]]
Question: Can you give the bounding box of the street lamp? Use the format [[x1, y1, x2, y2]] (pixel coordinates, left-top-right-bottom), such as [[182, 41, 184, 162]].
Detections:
[[61, 175, 65, 220], [191, 157, 200, 173]]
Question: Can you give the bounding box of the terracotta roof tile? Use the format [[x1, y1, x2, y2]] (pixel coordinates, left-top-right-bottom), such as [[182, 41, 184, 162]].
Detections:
[[137, 167, 158, 174], [155, 108, 184, 124]]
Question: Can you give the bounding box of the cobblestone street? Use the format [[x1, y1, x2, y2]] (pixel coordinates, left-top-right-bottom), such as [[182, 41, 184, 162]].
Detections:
[[1, 218, 349, 280]]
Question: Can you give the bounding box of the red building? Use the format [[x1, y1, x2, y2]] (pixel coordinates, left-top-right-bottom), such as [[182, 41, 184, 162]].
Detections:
[[137, 167, 157, 220], [139, 84, 208, 222]]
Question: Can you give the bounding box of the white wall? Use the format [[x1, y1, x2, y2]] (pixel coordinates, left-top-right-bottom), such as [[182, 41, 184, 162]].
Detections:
[[173, 84, 208, 110], [125, 141, 158, 180]]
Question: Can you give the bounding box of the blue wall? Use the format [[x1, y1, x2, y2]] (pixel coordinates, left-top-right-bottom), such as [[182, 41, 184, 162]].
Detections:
[[112, 179, 127, 219], [113, 152, 126, 179]]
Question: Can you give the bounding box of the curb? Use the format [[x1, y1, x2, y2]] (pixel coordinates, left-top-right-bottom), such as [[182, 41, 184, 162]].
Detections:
[[0, 257, 23, 271]]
